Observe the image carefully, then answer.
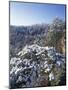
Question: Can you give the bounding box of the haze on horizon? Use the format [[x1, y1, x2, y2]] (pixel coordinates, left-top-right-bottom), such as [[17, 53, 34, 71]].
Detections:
[[10, 2, 66, 26]]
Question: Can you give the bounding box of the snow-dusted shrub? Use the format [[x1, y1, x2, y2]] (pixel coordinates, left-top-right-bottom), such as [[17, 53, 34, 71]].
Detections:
[[10, 44, 65, 88]]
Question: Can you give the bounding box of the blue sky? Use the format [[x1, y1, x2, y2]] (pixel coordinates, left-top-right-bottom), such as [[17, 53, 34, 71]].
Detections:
[[10, 2, 66, 26]]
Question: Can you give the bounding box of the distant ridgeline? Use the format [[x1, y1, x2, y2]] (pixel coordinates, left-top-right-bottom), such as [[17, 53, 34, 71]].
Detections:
[[10, 18, 66, 57]]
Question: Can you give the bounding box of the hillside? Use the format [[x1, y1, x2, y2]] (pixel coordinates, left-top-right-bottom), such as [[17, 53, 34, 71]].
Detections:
[[9, 18, 66, 88]]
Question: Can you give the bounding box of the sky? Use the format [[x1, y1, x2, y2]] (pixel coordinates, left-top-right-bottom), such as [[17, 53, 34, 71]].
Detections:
[[10, 2, 66, 26]]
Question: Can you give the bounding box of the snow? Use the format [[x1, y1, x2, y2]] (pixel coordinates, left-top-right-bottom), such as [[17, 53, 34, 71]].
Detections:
[[56, 61, 61, 66], [45, 68, 51, 73], [17, 76, 23, 82], [49, 72, 55, 81], [10, 57, 20, 65], [18, 44, 54, 56], [15, 67, 22, 75]]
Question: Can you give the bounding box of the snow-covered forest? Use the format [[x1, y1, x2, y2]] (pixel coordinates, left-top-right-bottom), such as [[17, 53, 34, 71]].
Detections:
[[9, 18, 66, 88]]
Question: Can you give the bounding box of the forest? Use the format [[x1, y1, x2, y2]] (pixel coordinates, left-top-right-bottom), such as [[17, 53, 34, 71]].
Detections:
[[9, 18, 66, 88]]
